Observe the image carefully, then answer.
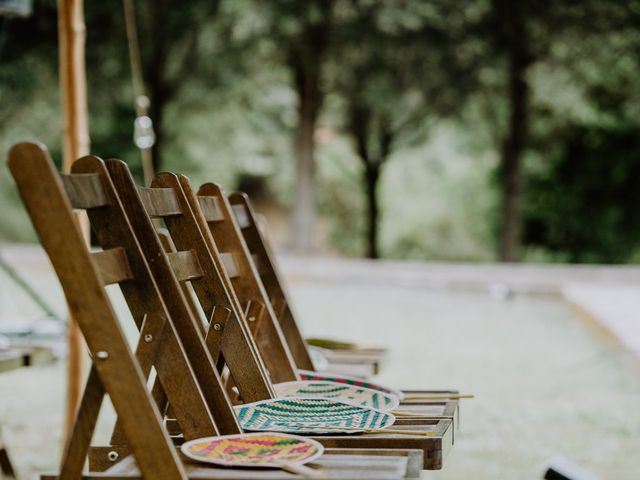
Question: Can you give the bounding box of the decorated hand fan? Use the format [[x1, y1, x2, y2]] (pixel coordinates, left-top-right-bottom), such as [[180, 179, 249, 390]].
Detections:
[[298, 369, 405, 400], [308, 347, 330, 371], [181, 432, 325, 478], [234, 397, 395, 434], [275, 380, 400, 411]]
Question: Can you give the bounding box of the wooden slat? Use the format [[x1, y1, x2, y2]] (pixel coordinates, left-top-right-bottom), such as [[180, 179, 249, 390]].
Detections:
[[312, 418, 453, 470], [219, 252, 239, 278], [197, 196, 224, 222], [110, 313, 168, 445], [61, 173, 109, 209], [59, 367, 104, 478], [230, 203, 250, 228], [158, 231, 206, 334], [91, 248, 133, 285], [167, 250, 204, 282], [204, 306, 231, 360], [137, 187, 182, 217]]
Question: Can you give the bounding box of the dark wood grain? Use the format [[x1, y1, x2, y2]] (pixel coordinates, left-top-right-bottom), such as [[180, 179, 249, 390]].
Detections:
[[151, 172, 275, 402], [196, 183, 300, 381]]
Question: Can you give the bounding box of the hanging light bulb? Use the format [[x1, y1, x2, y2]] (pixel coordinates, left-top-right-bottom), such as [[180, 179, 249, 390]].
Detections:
[[133, 115, 155, 149]]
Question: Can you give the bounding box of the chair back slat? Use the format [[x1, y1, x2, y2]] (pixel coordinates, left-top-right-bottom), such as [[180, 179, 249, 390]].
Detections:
[[251, 253, 267, 276], [219, 252, 240, 278], [138, 187, 182, 217], [60, 173, 109, 209], [198, 195, 225, 222], [91, 248, 133, 285], [167, 250, 204, 282], [231, 203, 250, 228]]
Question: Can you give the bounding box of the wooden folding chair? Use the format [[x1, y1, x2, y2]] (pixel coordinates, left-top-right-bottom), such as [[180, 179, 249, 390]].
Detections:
[[191, 186, 461, 444], [8, 142, 424, 479], [100, 163, 449, 471], [227, 192, 384, 375], [104, 159, 297, 387], [113, 170, 455, 470]]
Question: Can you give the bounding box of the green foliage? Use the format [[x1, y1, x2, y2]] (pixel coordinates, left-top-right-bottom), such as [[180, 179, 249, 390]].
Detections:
[[3, 0, 640, 263], [525, 125, 640, 263]]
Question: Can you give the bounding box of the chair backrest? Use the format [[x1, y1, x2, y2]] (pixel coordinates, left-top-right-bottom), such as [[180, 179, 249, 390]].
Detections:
[[224, 191, 315, 371], [8, 142, 192, 479], [178, 176, 300, 384], [104, 160, 280, 400]]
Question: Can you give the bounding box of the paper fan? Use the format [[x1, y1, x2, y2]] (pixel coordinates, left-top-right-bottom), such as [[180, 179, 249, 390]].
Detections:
[[181, 432, 323, 467], [234, 397, 395, 434], [275, 380, 399, 411], [298, 369, 405, 400]]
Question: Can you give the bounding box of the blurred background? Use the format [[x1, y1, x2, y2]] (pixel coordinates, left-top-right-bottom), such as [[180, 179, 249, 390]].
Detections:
[[2, 0, 640, 262], [1, 0, 640, 479]]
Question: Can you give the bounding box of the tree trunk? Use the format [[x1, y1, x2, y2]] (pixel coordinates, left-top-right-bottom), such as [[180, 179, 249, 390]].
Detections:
[[364, 164, 381, 259], [147, 40, 167, 173], [149, 94, 164, 173], [498, 29, 531, 262], [291, 67, 320, 252]]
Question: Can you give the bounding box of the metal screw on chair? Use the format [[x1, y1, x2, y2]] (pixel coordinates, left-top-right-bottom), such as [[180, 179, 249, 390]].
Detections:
[[213, 323, 222, 331], [96, 350, 109, 360], [144, 334, 153, 343], [248, 316, 256, 322], [107, 451, 119, 462]]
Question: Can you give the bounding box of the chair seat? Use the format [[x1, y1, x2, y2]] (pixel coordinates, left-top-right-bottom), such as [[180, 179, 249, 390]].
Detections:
[[64, 448, 423, 479]]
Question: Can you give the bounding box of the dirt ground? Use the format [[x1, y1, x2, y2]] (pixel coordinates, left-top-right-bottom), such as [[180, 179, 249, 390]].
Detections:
[[1, 250, 639, 479]]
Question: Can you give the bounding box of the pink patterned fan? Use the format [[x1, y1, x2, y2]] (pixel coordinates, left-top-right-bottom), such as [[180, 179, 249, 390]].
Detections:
[[181, 432, 325, 479]]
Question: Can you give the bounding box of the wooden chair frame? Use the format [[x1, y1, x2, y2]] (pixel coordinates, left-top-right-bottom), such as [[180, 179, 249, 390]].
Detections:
[[104, 159, 282, 400], [9, 143, 190, 479], [141, 173, 454, 469], [226, 194, 460, 396], [9, 143, 427, 479]]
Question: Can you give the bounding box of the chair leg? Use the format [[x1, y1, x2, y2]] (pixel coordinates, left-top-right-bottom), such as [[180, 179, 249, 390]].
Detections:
[[0, 425, 17, 478]]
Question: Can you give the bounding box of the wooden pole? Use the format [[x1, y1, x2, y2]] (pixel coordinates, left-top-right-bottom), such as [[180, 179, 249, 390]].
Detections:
[[57, 0, 90, 443]]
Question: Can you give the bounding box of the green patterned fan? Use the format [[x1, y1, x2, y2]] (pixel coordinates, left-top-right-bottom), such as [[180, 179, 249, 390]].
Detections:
[[234, 397, 395, 434], [275, 381, 399, 411], [298, 369, 404, 400]]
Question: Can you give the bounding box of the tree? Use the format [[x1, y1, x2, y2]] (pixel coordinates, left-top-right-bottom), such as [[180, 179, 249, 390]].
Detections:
[[525, 125, 640, 262], [522, 2, 640, 262], [227, 0, 335, 251], [334, 1, 480, 258], [488, 0, 533, 262], [133, 0, 221, 171], [277, 0, 334, 252], [483, 0, 619, 261]]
